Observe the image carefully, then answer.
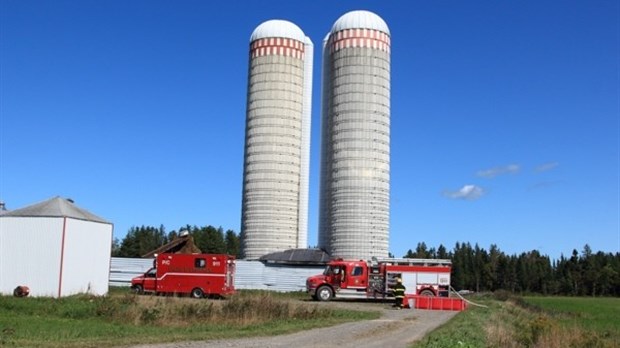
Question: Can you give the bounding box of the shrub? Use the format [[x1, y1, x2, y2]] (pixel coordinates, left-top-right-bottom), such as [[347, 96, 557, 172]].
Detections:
[[140, 307, 161, 324]]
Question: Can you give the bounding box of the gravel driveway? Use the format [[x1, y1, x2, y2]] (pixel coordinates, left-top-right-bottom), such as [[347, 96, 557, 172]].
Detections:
[[128, 301, 459, 348]]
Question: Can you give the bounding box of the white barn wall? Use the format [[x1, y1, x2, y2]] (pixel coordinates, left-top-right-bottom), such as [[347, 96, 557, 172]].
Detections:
[[0, 217, 63, 297], [61, 219, 112, 296]]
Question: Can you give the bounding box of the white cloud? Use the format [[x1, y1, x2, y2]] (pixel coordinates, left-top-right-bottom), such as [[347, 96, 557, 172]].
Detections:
[[443, 184, 485, 200], [535, 162, 559, 172], [477, 164, 520, 178]]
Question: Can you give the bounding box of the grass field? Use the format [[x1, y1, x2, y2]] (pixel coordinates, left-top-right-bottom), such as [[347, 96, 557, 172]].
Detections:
[[0, 288, 378, 348], [523, 296, 620, 335], [2, 288, 618, 348], [412, 293, 620, 348]]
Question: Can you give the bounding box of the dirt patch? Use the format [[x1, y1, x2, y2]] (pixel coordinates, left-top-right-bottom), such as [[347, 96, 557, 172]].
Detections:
[[127, 300, 458, 348]]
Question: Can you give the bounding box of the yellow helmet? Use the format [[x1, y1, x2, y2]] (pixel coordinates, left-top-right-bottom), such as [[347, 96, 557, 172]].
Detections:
[[396, 278, 402, 283]]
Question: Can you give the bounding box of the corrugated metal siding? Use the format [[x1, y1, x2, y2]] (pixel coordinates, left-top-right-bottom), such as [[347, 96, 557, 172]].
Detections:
[[61, 218, 112, 296], [258, 263, 324, 292], [110, 258, 324, 293], [0, 217, 63, 297], [109, 257, 154, 286], [233, 260, 265, 289]]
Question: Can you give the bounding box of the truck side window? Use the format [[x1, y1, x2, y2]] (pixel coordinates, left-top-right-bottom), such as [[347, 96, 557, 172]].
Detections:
[[195, 258, 206, 268], [352, 266, 363, 276]]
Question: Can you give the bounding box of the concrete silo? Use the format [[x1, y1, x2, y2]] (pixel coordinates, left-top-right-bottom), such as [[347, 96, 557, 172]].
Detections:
[[241, 20, 313, 259], [318, 10, 391, 259]]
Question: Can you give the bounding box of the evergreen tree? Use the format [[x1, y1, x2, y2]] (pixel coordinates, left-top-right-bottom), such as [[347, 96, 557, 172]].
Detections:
[[487, 244, 500, 291], [451, 242, 466, 290], [224, 229, 240, 257], [437, 244, 449, 259], [111, 238, 121, 257], [116, 225, 167, 257], [415, 242, 430, 258], [193, 226, 226, 254]]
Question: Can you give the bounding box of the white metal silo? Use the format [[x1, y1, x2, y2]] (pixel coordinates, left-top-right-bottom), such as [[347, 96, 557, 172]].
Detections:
[[0, 197, 112, 297], [318, 10, 391, 259], [241, 20, 313, 259]]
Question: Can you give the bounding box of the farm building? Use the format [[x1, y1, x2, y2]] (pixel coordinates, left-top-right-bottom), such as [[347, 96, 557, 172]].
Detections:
[[0, 197, 113, 297]]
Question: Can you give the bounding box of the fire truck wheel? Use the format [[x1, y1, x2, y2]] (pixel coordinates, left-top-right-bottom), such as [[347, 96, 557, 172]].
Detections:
[[316, 286, 333, 301], [131, 285, 144, 294], [420, 289, 435, 297], [191, 288, 205, 299]]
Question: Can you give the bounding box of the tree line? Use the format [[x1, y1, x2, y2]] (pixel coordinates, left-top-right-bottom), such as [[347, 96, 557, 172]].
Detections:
[[112, 226, 619, 296], [112, 225, 241, 258], [405, 242, 620, 296]]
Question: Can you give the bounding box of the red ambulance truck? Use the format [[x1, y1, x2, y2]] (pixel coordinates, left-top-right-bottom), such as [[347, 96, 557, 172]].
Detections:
[[131, 253, 235, 298]]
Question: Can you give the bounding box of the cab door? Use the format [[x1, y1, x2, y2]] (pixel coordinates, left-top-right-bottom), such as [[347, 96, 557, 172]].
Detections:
[[345, 263, 367, 289], [142, 268, 157, 292]]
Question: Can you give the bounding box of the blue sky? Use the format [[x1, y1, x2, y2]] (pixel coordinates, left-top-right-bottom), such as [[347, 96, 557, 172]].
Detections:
[[1, 0, 618, 260]]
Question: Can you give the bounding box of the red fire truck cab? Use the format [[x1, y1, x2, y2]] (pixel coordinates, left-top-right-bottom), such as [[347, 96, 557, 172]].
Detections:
[[131, 253, 235, 298], [306, 257, 451, 301]]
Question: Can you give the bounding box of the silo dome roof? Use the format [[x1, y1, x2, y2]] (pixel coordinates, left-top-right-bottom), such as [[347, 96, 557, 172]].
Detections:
[[331, 10, 390, 36], [250, 20, 306, 42]]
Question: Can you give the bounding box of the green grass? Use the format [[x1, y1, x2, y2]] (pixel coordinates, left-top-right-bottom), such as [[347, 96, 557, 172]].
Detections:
[[412, 293, 620, 348], [0, 289, 378, 347], [523, 296, 620, 335], [410, 297, 496, 348]]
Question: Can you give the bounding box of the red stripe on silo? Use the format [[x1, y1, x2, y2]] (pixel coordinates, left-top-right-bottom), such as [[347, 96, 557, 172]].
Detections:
[[329, 28, 391, 53], [249, 37, 306, 58]]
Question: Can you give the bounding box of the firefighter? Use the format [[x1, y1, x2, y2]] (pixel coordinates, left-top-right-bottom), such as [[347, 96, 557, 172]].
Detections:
[[393, 278, 406, 309]]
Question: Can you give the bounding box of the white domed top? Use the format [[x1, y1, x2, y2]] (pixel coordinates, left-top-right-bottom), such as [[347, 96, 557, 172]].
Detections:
[[331, 10, 390, 35], [250, 20, 306, 42]]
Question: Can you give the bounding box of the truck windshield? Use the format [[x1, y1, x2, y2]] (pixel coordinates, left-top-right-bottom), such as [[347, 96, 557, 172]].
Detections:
[[323, 265, 342, 276], [145, 268, 156, 278]]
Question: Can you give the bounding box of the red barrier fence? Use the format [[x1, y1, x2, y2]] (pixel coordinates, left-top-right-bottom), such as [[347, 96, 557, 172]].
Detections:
[[405, 295, 467, 311]]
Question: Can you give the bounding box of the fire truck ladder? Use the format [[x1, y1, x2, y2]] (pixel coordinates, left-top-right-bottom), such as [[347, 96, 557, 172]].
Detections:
[[373, 257, 452, 266]]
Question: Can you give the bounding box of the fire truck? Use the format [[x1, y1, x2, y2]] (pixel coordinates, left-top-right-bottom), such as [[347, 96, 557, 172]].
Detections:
[[306, 257, 451, 301], [131, 253, 235, 298]]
